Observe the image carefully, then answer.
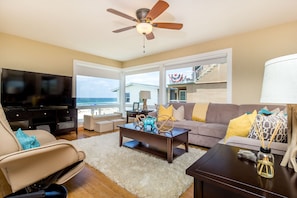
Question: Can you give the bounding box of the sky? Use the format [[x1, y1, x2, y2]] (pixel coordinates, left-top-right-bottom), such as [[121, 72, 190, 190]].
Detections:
[[125, 71, 159, 85], [76, 75, 119, 98]]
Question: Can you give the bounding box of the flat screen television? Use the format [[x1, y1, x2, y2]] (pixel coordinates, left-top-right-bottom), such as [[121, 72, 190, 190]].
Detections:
[[1, 68, 73, 108]]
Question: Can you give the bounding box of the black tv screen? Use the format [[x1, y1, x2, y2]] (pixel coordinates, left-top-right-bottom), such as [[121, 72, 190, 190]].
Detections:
[[1, 68, 73, 108]]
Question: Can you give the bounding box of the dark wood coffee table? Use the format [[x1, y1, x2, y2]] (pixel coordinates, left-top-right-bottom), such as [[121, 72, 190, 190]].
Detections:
[[186, 144, 297, 198], [118, 123, 190, 163]]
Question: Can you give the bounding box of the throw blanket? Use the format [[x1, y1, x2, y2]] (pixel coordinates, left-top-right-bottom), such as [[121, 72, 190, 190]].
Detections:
[[192, 103, 209, 122]]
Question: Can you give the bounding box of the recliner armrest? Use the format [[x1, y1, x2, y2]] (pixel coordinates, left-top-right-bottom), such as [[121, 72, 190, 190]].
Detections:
[[0, 140, 85, 192], [23, 129, 57, 145]]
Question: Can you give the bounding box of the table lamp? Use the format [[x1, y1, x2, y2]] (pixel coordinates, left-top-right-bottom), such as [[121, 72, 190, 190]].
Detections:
[[139, 91, 151, 111], [260, 53, 297, 172]]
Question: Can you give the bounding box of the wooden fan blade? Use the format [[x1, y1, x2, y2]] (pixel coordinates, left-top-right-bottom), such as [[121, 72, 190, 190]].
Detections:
[[153, 22, 183, 30], [146, 1, 169, 21], [112, 26, 136, 33], [107, 8, 137, 22], [146, 32, 155, 40]]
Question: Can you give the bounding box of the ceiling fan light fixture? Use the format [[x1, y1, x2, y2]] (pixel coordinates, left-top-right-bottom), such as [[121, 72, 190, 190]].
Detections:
[[136, 22, 153, 35]]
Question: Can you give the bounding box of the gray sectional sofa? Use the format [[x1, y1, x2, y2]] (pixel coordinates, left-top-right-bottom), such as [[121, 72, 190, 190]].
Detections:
[[150, 103, 287, 155]]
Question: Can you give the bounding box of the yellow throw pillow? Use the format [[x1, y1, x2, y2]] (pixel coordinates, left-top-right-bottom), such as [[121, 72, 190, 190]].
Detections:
[[158, 105, 173, 121], [224, 110, 257, 142], [247, 110, 257, 124], [192, 103, 209, 122]]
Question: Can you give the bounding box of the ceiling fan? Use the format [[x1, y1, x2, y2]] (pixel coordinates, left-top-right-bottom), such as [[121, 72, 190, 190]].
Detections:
[[107, 0, 183, 40]]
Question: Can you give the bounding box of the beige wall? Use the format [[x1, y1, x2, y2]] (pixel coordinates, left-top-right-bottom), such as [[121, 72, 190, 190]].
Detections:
[[1, 21, 297, 104], [124, 21, 297, 104], [0, 33, 122, 76]]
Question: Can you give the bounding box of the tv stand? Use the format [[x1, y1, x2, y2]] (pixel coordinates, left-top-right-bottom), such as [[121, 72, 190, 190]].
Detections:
[[4, 107, 77, 136]]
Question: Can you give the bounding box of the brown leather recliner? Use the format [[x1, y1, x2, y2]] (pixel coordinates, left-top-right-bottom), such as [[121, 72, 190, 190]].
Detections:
[[0, 105, 85, 197]]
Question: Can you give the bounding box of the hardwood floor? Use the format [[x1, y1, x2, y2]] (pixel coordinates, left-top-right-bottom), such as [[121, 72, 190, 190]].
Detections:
[[0, 128, 199, 198]]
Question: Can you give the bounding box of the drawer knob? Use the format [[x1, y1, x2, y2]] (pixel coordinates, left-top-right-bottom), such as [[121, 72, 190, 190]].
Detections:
[[16, 114, 19, 117], [44, 112, 47, 116]]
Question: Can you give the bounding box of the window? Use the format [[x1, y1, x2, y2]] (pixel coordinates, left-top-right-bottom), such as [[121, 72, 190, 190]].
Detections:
[[125, 71, 159, 111], [73, 61, 121, 123], [76, 75, 120, 116], [165, 62, 228, 103], [179, 90, 187, 101], [73, 48, 232, 124], [125, 93, 130, 103]]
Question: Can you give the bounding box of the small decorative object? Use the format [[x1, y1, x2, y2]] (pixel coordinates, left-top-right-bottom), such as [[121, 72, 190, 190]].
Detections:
[[253, 117, 282, 178], [139, 91, 151, 111], [142, 116, 157, 132], [237, 149, 257, 163], [134, 114, 146, 129], [133, 102, 139, 111], [156, 115, 174, 133]]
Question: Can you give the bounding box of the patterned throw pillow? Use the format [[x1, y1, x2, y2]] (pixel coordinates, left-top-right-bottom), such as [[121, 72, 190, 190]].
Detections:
[[247, 113, 287, 143]]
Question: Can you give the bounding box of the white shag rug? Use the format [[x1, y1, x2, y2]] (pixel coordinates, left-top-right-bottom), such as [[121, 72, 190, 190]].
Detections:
[[71, 132, 206, 198]]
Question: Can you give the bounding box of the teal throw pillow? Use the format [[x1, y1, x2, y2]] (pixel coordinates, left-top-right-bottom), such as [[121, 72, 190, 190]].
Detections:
[[15, 128, 40, 150], [258, 108, 273, 115]]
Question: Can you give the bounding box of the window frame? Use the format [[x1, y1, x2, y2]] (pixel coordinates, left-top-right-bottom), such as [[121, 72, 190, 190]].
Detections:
[[73, 48, 232, 114]]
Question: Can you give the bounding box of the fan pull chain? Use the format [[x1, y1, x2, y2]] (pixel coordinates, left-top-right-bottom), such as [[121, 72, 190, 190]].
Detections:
[[143, 35, 146, 54]]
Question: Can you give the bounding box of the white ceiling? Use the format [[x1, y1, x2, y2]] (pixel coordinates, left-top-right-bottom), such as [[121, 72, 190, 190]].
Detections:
[[1, 0, 297, 62]]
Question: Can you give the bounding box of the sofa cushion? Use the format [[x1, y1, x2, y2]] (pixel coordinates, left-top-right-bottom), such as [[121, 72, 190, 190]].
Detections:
[[189, 133, 221, 148], [224, 110, 257, 142], [174, 120, 227, 139], [206, 103, 239, 125], [197, 123, 228, 139], [173, 120, 199, 134]]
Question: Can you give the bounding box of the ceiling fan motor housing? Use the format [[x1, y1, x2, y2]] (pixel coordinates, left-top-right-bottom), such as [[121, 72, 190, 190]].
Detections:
[[136, 8, 150, 22]]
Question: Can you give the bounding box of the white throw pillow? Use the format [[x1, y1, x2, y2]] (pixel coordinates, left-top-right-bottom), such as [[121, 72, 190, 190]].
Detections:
[[173, 106, 185, 121]]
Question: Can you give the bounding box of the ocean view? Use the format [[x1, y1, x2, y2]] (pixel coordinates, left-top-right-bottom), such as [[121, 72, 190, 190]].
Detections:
[[76, 98, 119, 122], [76, 98, 117, 106]]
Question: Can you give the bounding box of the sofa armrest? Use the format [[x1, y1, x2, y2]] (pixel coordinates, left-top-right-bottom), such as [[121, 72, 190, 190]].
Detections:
[[0, 140, 85, 192]]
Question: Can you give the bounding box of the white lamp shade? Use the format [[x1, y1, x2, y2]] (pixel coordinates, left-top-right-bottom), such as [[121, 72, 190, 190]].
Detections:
[[139, 91, 151, 100], [260, 53, 297, 104]]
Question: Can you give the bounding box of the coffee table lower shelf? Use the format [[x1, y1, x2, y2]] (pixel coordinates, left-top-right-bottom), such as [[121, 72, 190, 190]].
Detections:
[[123, 140, 186, 161]]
